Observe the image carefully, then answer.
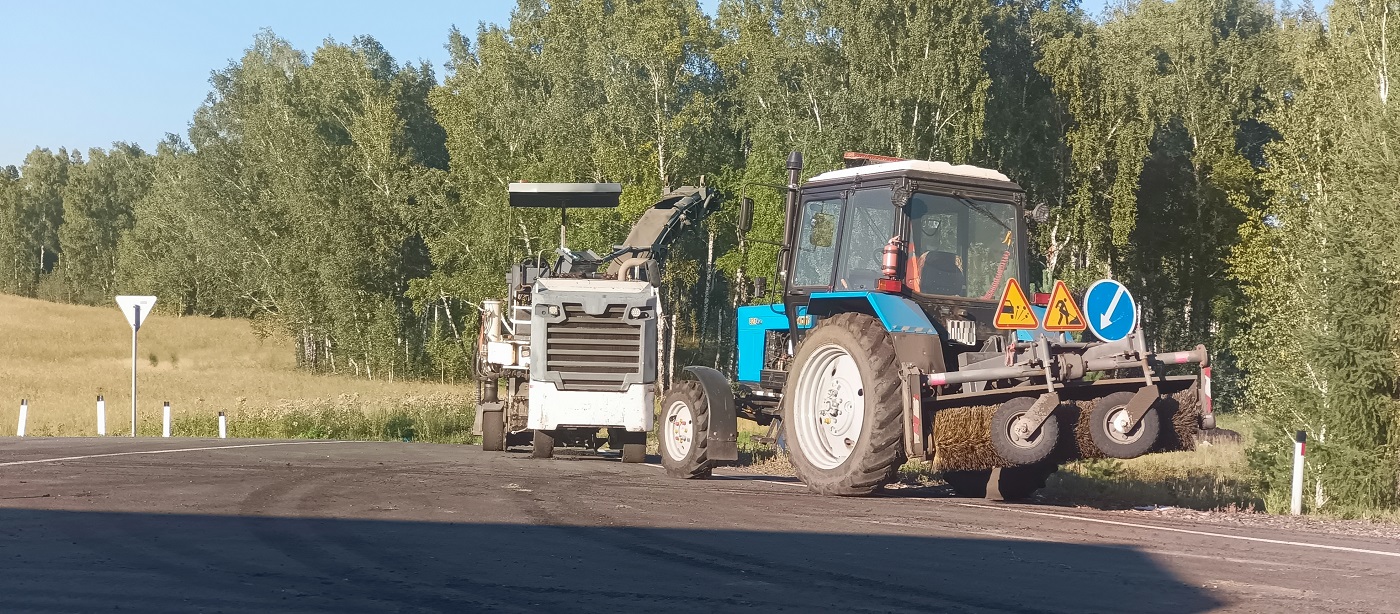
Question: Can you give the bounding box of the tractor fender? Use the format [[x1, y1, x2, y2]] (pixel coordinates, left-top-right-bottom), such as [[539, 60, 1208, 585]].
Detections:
[[682, 366, 738, 461], [808, 292, 944, 373]]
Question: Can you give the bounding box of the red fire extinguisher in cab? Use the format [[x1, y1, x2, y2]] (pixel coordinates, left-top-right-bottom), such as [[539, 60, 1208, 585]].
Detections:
[[881, 236, 904, 278]]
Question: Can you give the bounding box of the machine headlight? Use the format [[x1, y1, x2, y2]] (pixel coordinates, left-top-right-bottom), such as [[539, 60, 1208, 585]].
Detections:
[[548, 305, 560, 316], [629, 307, 642, 318]]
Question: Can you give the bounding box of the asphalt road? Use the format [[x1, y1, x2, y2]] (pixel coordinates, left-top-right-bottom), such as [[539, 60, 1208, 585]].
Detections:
[[1, 438, 1396, 613]]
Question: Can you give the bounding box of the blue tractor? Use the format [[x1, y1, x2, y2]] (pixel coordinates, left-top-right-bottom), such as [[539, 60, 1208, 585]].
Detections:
[[659, 152, 1214, 499]]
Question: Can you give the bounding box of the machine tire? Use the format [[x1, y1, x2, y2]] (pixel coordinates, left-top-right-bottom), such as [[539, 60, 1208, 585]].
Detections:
[[608, 428, 648, 464], [658, 381, 713, 478], [783, 312, 904, 496], [944, 464, 1057, 501], [1090, 391, 1160, 459], [990, 397, 1060, 466], [481, 410, 505, 452], [532, 429, 555, 459]]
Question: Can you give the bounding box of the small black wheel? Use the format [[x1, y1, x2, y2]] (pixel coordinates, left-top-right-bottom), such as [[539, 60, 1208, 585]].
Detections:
[[608, 428, 647, 463], [658, 381, 713, 478], [991, 397, 1060, 466], [481, 411, 505, 451], [531, 429, 555, 459], [1090, 391, 1160, 459]]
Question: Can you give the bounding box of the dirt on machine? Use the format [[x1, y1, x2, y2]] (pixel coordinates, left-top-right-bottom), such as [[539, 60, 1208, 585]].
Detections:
[[656, 151, 1216, 500]]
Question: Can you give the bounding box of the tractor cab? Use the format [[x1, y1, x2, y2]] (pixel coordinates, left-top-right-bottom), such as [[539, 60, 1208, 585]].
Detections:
[[780, 155, 1029, 369]]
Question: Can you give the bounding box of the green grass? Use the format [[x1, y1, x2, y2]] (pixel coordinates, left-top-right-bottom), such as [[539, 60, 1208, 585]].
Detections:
[[0, 294, 475, 439]]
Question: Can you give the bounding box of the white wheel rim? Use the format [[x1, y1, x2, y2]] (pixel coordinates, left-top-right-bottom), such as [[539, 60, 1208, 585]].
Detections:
[[1104, 406, 1143, 444], [791, 343, 865, 470], [663, 399, 694, 460], [1007, 411, 1041, 448]]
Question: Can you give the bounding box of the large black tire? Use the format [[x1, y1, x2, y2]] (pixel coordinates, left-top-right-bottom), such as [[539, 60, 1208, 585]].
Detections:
[[657, 381, 713, 478], [531, 429, 555, 459], [783, 312, 904, 496], [944, 464, 1057, 501], [990, 397, 1060, 466], [481, 410, 505, 452], [1090, 391, 1160, 459]]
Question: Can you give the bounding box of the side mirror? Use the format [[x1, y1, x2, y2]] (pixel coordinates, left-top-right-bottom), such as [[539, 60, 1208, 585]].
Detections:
[[1029, 203, 1050, 224], [738, 197, 754, 234], [753, 276, 768, 297]]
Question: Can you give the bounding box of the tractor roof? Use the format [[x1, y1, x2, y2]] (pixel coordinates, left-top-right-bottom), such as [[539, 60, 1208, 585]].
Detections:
[[809, 159, 1010, 184]]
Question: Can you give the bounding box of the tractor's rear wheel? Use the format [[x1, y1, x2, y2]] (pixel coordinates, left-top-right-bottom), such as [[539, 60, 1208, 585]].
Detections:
[[531, 429, 555, 459], [990, 397, 1060, 466], [658, 381, 713, 478], [784, 313, 904, 496], [481, 410, 505, 452], [1090, 391, 1161, 459]]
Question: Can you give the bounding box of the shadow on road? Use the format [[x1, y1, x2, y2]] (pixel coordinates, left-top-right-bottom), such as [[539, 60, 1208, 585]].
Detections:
[[0, 507, 1222, 613]]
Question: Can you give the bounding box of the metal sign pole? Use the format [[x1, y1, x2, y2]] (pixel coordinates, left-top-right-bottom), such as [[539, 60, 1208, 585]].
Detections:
[[131, 305, 140, 437]]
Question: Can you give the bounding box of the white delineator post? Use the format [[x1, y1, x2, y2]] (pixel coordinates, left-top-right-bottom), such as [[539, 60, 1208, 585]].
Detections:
[[115, 296, 157, 437], [218, 412, 227, 439], [17, 399, 28, 437], [1291, 431, 1307, 515], [97, 395, 106, 436], [162, 402, 171, 438]]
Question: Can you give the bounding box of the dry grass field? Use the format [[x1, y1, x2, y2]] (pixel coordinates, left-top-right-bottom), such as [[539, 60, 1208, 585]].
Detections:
[[0, 294, 474, 439]]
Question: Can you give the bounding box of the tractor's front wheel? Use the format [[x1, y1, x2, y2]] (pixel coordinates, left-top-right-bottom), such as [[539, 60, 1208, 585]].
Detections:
[[784, 313, 904, 496], [658, 381, 713, 478]]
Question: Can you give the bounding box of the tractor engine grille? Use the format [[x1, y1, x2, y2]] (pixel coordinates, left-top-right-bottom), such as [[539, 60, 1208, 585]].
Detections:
[[543, 303, 643, 391]]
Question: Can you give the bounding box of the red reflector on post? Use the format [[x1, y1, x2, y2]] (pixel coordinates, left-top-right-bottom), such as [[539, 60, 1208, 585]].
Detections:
[[1032, 292, 1051, 307], [876, 278, 903, 293]]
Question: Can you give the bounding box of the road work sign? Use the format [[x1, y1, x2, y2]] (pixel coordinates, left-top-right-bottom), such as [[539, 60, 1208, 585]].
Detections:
[[1043, 280, 1086, 332], [1082, 280, 1136, 342], [994, 278, 1039, 330]]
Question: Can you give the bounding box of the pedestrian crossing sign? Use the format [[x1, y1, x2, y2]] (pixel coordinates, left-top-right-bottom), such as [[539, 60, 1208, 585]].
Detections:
[[1043, 280, 1086, 332], [994, 278, 1039, 330]]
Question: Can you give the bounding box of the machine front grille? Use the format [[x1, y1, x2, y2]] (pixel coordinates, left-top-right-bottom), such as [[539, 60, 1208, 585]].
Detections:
[[544, 303, 643, 391]]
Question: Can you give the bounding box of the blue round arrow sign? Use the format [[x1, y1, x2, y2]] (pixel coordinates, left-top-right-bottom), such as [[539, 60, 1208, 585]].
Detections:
[[1082, 279, 1137, 342]]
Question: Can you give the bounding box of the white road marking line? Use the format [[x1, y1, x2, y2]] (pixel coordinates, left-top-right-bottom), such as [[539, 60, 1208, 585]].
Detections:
[[0, 440, 350, 467], [955, 502, 1400, 559]]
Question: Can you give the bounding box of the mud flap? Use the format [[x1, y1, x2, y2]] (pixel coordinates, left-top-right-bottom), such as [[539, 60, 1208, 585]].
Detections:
[[682, 366, 738, 461]]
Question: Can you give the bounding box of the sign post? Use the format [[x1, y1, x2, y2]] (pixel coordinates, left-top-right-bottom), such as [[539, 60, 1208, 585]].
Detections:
[[115, 296, 157, 437]]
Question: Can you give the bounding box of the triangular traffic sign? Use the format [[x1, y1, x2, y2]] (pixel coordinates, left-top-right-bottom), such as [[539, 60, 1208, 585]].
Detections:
[[115, 295, 157, 329], [1043, 280, 1087, 332], [993, 279, 1039, 330]]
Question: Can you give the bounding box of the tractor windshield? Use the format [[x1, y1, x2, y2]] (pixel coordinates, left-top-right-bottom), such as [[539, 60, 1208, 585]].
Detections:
[[907, 193, 1019, 301]]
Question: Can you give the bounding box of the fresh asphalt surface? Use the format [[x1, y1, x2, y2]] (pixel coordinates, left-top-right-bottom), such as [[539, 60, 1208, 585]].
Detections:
[[1, 439, 1397, 613]]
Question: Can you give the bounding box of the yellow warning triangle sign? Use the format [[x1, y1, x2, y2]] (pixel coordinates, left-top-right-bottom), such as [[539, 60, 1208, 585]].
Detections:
[[994, 278, 1039, 330], [1043, 280, 1087, 332]]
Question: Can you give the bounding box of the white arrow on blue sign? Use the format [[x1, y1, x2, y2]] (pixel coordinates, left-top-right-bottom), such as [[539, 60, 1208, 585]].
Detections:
[[1082, 280, 1137, 342]]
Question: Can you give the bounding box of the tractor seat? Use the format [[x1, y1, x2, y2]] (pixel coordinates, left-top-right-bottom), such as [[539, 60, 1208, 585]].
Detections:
[[920, 251, 965, 296]]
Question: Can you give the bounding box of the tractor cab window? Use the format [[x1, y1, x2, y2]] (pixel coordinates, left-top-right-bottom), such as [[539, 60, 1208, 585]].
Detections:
[[792, 197, 842, 287], [907, 193, 1020, 300], [834, 187, 895, 290]]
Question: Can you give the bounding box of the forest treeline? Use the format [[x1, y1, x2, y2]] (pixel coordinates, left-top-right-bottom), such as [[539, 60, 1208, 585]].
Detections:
[[1, 0, 1396, 513]]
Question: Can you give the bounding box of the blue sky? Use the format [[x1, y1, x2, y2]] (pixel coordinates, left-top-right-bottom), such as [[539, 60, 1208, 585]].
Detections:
[[1, 0, 1108, 168]]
